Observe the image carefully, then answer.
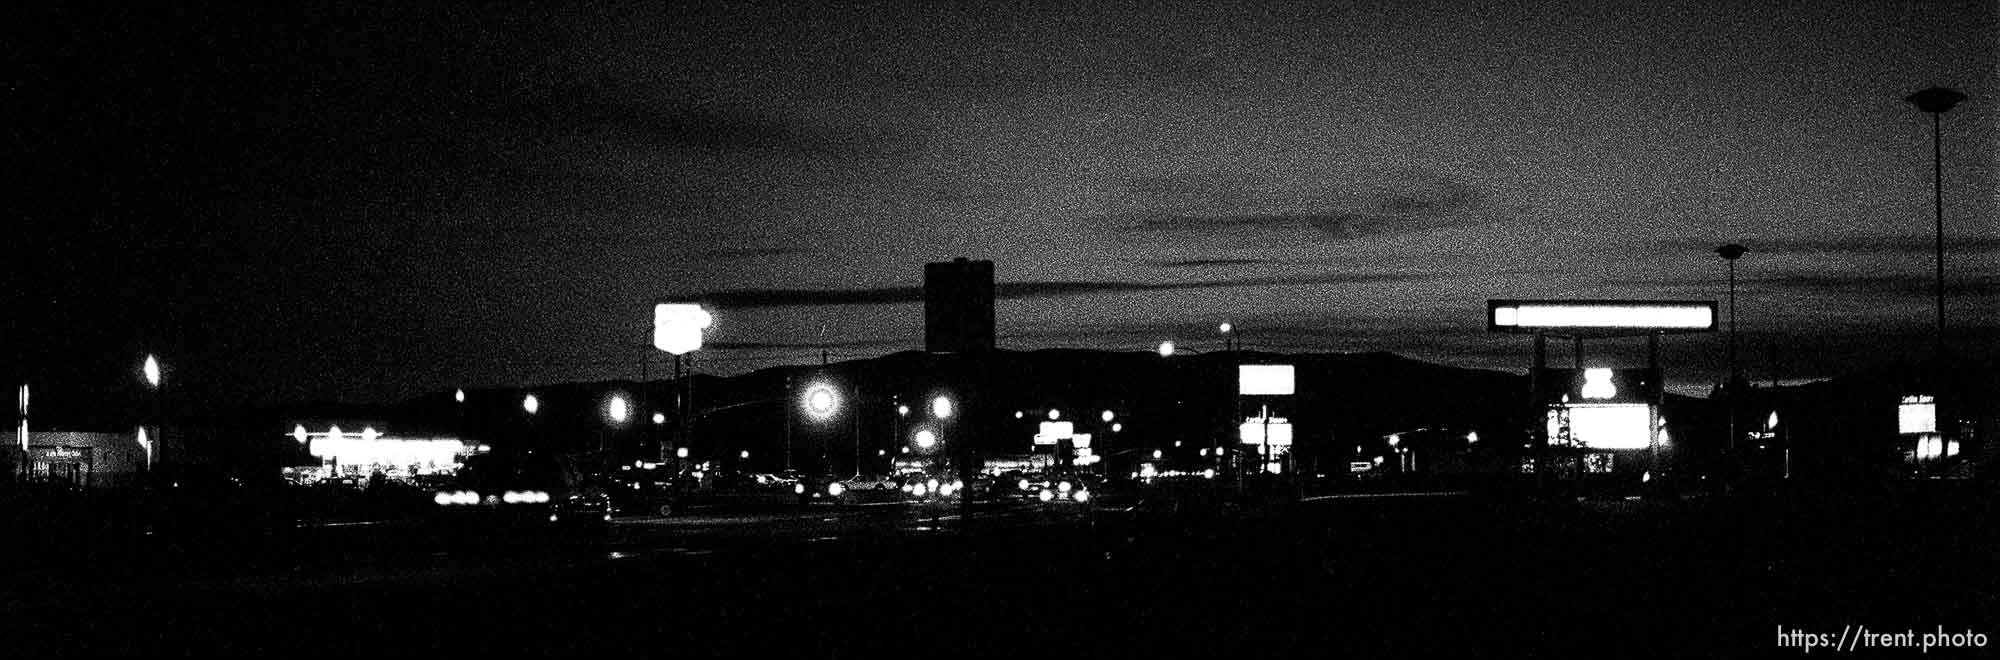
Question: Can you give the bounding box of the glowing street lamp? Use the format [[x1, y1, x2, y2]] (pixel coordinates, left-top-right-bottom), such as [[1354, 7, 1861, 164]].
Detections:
[[142, 355, 162, 388], [454, 388, 466, 403], [652, 412, 667, 425], [522, 394, 540, 415], [1157, 341, 1175, 358], [914, 429, 938, 450], [1100, 410, 1115, 423], [676, 447, 690, 459], [608, 394, 630, 424], [930, 395, 953, 420], [804, 384, 840, 420], [1047, 409, 1061, 421]]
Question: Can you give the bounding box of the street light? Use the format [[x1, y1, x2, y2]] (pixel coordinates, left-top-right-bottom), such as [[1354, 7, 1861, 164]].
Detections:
[[522, 394, 540, 415], [914, 429, 938, 450], [930, 395, 953, 420], [142, 354, 162, 471], [1047, 409, 1061, 421], [454, 388, 465, 403], [1906, 86, 1965, 366], [1717, 243, 1746, 455], [1100, 410, 1115, 423], [804, 384, 840, 421], [1157, 341, 1175, 358], [608, 394, 630, 424], [1219, 322, 1235, 351]]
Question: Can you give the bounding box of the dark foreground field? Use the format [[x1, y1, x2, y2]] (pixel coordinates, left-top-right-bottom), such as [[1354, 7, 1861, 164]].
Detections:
[[3, 484, 1994, 657]]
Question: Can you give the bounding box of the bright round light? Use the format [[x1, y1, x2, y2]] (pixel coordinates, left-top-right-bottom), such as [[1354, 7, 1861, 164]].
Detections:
[[1112, 423, 1123, 433], [804, 384, 839, 418], [828, 482, 846, 497], [1152, 449, 1162, 459], [433, 492, 453, 506], [327, 425, 343, 441], [927, 479, 940, 491], [931, 396, 953, 420], [1072, 489, 1089, 503], [1157, 341, 1175, 357], [739, 450, 750, 459], [914, 429, 937, 449], [897, 405, 910, 417], [291, 424, 308, 444], [1039, 489, 1055, 503], [794, 483, 806, 495], [1017, 479, 1030, 491], [608, 395, 630, 423], [676, 447, 690, 459], [142, 354, 161, 387], [1048, 409, 1061, 421], [913, 483, 928, 497], [454, 388, 466, 403], [1014, 411, 1024, 419], [1219, 323, 1233, 334], [1058, 481, 1073, 494], [1101, 410, 1115, 423], [522, 394, 540, 415]]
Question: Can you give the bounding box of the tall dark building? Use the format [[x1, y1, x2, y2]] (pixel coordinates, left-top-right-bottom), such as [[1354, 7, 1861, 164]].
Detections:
[[924, 258, 995, 354]]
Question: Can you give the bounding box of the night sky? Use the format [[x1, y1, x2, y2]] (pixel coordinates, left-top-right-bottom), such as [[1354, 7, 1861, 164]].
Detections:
[[15, 1, 1997, 413]]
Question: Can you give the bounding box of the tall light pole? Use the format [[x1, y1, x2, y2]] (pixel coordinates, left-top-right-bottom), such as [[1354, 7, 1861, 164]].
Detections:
[[1716, 245, 1746, 457], [143, 354, 163, 470], [1715, 245, 1747, 386], [1906, 87, 1964, 365]]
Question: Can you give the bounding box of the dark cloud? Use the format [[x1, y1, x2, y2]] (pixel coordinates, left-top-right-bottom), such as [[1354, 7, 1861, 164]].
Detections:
[[686, 272, 1436, 309], [1107, 168, 1490, 242], [1148, 258, 1274, 268], [700, 246, 808, 259], [1610, 271, 1998, 298], [1661, 236, 2000, 256]]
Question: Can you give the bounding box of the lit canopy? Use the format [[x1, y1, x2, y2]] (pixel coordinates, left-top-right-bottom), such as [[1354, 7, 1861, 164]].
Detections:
[[1488, 300, 1717, 336]]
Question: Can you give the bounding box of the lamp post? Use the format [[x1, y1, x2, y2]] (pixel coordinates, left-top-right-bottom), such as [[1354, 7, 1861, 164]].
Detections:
[[142, 354, 163, 471], [1219, 322, 1236, 352], [1716, 244, 1746, 457], [1905, 87, 1964, 365]]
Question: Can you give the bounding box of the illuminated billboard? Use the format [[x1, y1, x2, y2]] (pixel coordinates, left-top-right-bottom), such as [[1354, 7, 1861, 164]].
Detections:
[[653, 304, 714, 355], [1489, 300, 1717, 333], [1898, 395, 1936, 435], [1546, 403, 1653, 450], [1034, 421, 1074, 446], [1238, 365, 1296, 396], [1239, 418, 1294, 446]]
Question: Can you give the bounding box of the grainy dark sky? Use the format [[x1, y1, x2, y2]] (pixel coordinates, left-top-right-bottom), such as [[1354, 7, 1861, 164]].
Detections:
[[12, 0, 1997, 412]]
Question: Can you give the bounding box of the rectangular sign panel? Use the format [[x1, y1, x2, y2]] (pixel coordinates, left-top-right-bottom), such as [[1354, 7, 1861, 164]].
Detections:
[[1898, 395, 1937, 435], [1238, 419, 1294, 446], [1238, 365, 1296, 396], [1488, 300, 1717, 333], [1033, 421, 1074, 446], [1546, 403, 1653, 450]]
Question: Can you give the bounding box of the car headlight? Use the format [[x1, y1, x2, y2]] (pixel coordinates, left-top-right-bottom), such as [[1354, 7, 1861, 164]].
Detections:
[[433, 492, 453, 506], [1017, 479, 1030, 491], [1072, 489, 1089, 503], [795, 483, 806, 495], [913, 483, 928, 497], [1038, 489, 1055, 503], [828, 482, 846, 497], [1058, 481, 1073, 494]]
